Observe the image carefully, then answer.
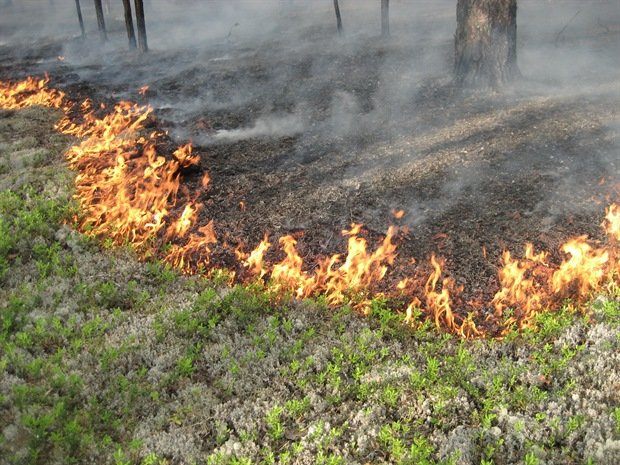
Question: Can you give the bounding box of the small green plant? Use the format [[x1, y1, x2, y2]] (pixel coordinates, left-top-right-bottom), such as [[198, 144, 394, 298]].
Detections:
[[381, 384, 401, 408], [266, 405, 285, 441], [426, 356, 440, 383], [612, 407, 620, 435], [524, 450, 540, 465], [285, 397, 310, 418]]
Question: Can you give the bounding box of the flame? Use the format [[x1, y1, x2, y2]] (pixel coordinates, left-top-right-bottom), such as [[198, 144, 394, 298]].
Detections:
[[164, 220, 217, 273], [422, 255, 480, 337], [391, 208, 405, 220], [603, 203, 620, 241], [241, 235, 271, 278], [60, 103, 181, 249], [242, 225, 398, 309], [552, 236, 608, 296], [491, 245, 548, 329], [270, 235, 314, 298], [0, 76, 64, 109], [138, 85, 149, 96], [173, 143, 200, 168], [2, 76, 619, 339], [316, 224, 398, 307]]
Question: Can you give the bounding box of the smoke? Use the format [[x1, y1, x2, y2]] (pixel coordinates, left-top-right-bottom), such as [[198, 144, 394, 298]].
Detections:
[[213, 113, 303, 142], [1, 0, 618, 244]]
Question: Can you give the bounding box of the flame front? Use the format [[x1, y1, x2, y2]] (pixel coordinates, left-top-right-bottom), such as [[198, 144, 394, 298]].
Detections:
[[0, 76, 64, 109], [2, 76, 618, 339]]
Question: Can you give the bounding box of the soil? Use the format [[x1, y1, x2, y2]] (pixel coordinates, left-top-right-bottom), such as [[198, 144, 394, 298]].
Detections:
[[1, 0, 618, 312]]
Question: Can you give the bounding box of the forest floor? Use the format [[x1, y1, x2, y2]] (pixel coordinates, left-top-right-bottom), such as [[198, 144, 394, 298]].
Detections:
[[1, 1, 620, 464]]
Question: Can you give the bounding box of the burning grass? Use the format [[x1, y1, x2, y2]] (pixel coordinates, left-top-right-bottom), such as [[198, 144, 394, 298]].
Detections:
[[1, 75, 618, 338]]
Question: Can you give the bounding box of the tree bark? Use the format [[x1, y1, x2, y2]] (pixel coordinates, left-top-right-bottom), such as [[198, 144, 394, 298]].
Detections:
[[454, 0, 520, 87], [381, 0, 389, 37], [93, 0, 107, 41], [121, 0, 137, 49], [75, 0, 86, 38], [333, 0, 343, 35], [134, 0, 148, 52]]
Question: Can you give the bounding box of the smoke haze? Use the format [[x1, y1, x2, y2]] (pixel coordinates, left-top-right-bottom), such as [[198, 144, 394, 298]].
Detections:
[[0, 0, 618, 269]]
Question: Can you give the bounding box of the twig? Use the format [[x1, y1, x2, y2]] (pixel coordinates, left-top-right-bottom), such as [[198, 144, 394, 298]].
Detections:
[[555, 9, 581, 46], [597, 17, 611, 33], [226, 23, 239, 42]]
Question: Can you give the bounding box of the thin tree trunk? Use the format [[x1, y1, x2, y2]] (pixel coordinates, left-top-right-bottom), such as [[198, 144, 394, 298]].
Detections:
[[454, 0, 520, 87], [122, 0, 137, 49], [381, 0, 389, 36], [93, 0, 107, 41], [333, 0, 343, 35], [75, 0, 86, 38], [134, 0, 148, 52]]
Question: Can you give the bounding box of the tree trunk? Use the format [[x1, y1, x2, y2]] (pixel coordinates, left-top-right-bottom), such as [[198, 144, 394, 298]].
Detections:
[[454, 0, 520, 87], [134, 0, 148, 52], [93, 0, 107, 41], [75, 0, 85, 38], [381, 0, 389, 36], [121, 0, 137, 49], [333, 0, 343, 35]]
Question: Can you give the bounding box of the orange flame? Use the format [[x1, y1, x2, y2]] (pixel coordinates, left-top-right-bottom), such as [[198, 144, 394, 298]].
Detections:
[[270, 235, 314, 298], [552, 236, 608, 296], [173, 143, 200, 168], [603, 203, 620, 241], [241, 235, 271, 279], [491, 245, 547, 329], [0, 76, 64, 109], [164, 220, 217, 273]]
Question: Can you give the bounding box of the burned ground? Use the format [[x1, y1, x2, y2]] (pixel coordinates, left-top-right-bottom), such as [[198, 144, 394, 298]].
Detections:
[[2, 0, 616, 311]]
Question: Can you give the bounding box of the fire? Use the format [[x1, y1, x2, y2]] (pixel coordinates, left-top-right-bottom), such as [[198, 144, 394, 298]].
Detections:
[[1, 76, 619, 338], [0, 76, 64, 109], [320, 224, 398, 307], [270, 235, 314, 298], [164, 220, 217, 273], [552, 236, 608, 296], [491, 245, 548, 329], [60, 103, 182, 249], [241, 224, 398, 309], [391, 208, 405, 220], [138, 85, 149, 96], [240, 234, 271, 278], [603, 203, 620, 241], [173, 143, 200, 168]]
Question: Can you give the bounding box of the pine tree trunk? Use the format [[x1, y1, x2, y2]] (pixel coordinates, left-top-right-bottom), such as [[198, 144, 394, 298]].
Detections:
[[93, 0, 107, 41], [333, 0, 343, 35], [134, 0, 148, 52], [75, 0, 85, 38], [454, 0, 520, 87], [122, 0, 137, 49], [381, 0, 390, 37]]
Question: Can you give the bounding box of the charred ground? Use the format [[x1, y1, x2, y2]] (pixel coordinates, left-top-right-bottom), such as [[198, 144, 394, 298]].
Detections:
[[0, 0, 618, 307]]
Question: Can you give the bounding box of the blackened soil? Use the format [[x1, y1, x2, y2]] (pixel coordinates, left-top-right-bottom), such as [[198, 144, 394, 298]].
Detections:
[[1, 2, 618, 310]]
